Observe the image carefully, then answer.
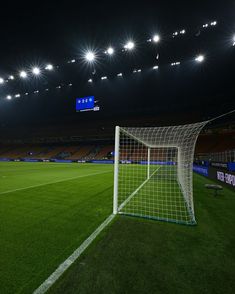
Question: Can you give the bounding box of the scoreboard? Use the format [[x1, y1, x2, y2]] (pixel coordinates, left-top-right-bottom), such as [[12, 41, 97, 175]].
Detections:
[[76, 96, 99, 112]]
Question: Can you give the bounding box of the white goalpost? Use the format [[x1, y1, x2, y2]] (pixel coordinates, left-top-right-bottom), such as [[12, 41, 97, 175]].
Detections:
[[113, 122, 207, 225]]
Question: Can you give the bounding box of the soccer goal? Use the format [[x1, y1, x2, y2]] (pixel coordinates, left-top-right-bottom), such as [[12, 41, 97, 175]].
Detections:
[[113, 122, 207, 225]]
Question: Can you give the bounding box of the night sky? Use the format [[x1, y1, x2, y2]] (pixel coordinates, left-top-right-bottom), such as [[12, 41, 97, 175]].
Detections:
[[0, 0, 234, 131]]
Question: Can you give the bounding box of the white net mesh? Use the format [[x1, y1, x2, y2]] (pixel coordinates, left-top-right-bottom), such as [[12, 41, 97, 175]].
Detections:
[[114, 122, 208, 225]]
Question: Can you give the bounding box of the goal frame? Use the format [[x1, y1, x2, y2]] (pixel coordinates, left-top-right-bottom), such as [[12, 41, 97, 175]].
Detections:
[[113, 122, 207, 225]]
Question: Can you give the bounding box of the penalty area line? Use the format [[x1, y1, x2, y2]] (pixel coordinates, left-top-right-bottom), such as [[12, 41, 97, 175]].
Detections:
[[33, 214, 115, 294]]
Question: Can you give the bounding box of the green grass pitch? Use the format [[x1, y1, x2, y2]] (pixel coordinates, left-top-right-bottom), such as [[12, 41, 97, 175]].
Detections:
[[0, 162, 235, 293]]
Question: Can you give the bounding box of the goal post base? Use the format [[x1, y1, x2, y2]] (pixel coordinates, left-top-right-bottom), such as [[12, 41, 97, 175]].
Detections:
[[118, 212, 197, 226]]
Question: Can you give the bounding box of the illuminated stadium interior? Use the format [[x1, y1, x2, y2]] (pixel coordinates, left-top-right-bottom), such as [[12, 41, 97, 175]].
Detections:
[[0, 1, 235, 293]]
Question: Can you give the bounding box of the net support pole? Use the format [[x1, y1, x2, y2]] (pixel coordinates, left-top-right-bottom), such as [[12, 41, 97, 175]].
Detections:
[[113, 126, 120, 214], [147, 147, 150, 180]]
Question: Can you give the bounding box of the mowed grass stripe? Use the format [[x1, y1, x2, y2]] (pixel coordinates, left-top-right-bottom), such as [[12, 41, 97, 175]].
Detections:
[[0, 162, 112, 193], [0, 163, 114, 294], [0, 170, 111, 195]]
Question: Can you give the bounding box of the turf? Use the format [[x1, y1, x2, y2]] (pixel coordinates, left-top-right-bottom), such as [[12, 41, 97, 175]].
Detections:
[[119, 164, 192, 224], [0, 162, 113, 294], [49, 173, 235, 294]]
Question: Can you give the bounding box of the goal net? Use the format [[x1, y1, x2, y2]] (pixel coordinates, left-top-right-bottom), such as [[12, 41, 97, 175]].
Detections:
[[113, 122, 207, 225]]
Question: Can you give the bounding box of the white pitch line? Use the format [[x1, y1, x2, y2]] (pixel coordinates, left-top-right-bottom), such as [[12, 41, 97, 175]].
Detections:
[[33, 213, 115, 294], [0, 170, 111, 196]]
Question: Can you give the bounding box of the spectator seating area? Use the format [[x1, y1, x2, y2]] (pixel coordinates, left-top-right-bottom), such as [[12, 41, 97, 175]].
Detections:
[[0, 144, 114, 161]]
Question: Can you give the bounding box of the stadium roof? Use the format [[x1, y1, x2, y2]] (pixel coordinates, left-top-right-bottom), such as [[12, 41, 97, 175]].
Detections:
[[0, 0, 234, 132]]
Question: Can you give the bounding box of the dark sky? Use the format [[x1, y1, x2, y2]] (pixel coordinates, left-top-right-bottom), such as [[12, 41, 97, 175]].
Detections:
[[0, 0, 234, 130]]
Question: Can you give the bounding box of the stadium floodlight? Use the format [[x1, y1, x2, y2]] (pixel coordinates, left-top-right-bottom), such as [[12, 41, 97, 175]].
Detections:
[[6, 95, 12, 100], [20, 71, 27, 78], [71, 59, 76, 63], [33, 90, 39, 93], [180, 29, 186, 34], [88, 79, 93, 83], [171, 62, 181, 66], [124, 41, 135, 50], [68, 83, 73, 86], [117, 73, 123, 77], [85, 51, 95, 62], [106, 47, 114, 55], [9, 75, 14, 80], [153, 65, 159, 70], [233, 35, 235, 46], [211, 21, 217, 26], [195, 55, 205, 63], [113, 121, 208, 225], [101, 76, 107, 80], [152, 34, 160, 43], [32, 67, 41, 75], [45, 64, 53, 70], [203, 23, 209, 28], [15, 94, 21, 98], [25, 92, 29, 95], [0, 77, 4, 84]]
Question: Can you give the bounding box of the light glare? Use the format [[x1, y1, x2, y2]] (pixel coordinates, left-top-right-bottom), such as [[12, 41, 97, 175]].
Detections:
[[195, 55, 205, 62], [6, 95, 12, 100], [124, 41, 135, 50], [0, 78, 4, 84], [106, 47, 114, 55], [85, 51, 95, 62], [32, 67, 41, 75], [45, 64, 53, 70], [153, 35, 160, 43], [20, 71, 27, 78]]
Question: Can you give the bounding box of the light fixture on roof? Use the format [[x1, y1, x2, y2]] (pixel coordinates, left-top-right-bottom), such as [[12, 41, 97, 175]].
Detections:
[[106, 47, 114, 55], [9, 75, 14, 80], [171, 62, 181, 66], [0, 77, 4, 84], [211, 21, 217, 26], [124, 41, 135, 50], [32, 67, 41, 75], [195, 55, 205, 63], [101, 76, 107, 80], [20, 71, 27, 78], [117, 73, 123, 77], [88, 79, 93, 83], [153, 65, 159, 70], [15, 94, 21, 98], [85, 51, 95, 62], [180, 29, 186, 34], [203, 23, 209, 28], [6, 95, 12, 100], [152, 34, 160, 43], [45, 64, 53, 70]]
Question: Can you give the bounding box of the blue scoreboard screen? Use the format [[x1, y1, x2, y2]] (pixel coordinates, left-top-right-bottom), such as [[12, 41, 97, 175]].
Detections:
[[76, 96, 95, 112]]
